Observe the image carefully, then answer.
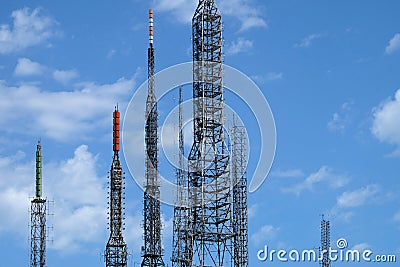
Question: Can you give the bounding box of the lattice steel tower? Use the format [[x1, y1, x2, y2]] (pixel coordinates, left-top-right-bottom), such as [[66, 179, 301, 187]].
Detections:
[[320, 216, 331, 267], [187, 0, 233, 265], [30, 140, 46, 267], [141, 9, 165, 267], [231, 122, 249, 267], [172, 87, 190, 267], [105, 107, 128, 267]]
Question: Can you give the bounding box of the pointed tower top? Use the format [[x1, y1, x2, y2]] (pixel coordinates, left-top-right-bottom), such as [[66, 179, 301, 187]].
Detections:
[[149, 9, 154, 45], [113, 107, 121, 153], [35, 139, 42, 198]]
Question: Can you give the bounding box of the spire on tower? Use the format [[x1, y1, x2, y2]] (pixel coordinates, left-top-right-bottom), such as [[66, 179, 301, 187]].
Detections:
[[105, 105, 127, 267], [141, 8, 165, 267], [35, 139, 42, 198], [30, 140, 46, 267], [113, 106, 121, 153], [149, 9, 154, 45]]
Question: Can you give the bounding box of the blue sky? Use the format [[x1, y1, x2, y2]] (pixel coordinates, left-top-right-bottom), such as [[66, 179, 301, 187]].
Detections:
[[1, 0, 400, 266]]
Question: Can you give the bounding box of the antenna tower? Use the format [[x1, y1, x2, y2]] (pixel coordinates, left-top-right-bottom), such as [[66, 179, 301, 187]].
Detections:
[[172, 87, 190, 267], [231, 121, 249, 267], [141, 9, 165, 267], [321, 216, 331, 267], [30, 140, 46, 267], [186, 0, 234, 265], [105, 107, 128, 267]]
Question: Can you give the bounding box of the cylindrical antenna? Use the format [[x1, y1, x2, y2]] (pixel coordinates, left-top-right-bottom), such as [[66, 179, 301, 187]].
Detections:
[[149, 9, 154, 45], [35, 139, 42, 198], [113, 106, 120, 152]]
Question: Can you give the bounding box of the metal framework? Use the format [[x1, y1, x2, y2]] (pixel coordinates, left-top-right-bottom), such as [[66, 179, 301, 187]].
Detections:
[[186, 0, 233, 265], [320, 216, 331, 267], [172, 87, 191, 267], [141, 9, 165, 267], [231, 123, 248, 267], [30, 140, 46, 267], [105, 107, 128, 267]]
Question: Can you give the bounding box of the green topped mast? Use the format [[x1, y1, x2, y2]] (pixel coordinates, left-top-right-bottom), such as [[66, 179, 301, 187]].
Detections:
[[35, 140, 42, 198]]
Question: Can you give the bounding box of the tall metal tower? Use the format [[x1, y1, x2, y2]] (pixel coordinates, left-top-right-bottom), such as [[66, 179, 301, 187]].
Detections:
[[172, 87, 190, 267], [231, 122, 249, 267], [105, 107, 128, 267], [30, 140, 46, 267], [187, 0, 233, 265], [320, 216, 331, 267], [141, 9, 165, 267]]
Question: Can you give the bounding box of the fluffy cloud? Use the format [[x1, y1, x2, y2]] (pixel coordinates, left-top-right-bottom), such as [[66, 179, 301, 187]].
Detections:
[[0, 77, 134, 141], [281, 166, 349, 196], [336, 184, 380, 208], [0, 7, 58, 54], [14, 58, 46, 76], [271, 168, 303, 178], [352, 243, 370, 251], [156, 0, 266, 31], [53, 69, 79, 84], [14, 57, 79, 84], [266, 72, 283, 81], [372, 89, 400, 154], [251, 224, 279, 245], [385, 33, 400, 54], [296, 34, 322, 48], [328, 102, 353, 133], [218, 0, 267, 31], [226, 38, 253, 55], [394, 211, 400, 222]]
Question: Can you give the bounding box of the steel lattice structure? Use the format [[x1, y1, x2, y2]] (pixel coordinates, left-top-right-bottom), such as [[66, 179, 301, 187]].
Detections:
[[30, 141, 46, 267], [172, 87, 190, 267], [141, 9, 165, 267], [231, 124, 249, 267], [321, 216, 331, 267], [105, 107, 128, 267], [186, 0, 233, 265]]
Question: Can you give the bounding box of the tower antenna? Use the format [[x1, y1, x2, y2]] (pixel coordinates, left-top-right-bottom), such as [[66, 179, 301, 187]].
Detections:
[[30, 140, 47, 267], [105, 106, 128, 267], [141, 9, 165, 267]]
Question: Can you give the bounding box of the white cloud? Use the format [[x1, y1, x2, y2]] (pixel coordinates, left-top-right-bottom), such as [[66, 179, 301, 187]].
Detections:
[[14, 58, 46, 76], [248, 204, 258, 218], [271, 168, 303, 178], [394, 211, 400, 222], [336, 184, 380, 208], [297, 34, 322, 48], [226, 38, 253, 55], [352, 243, 370, 251], [0, 186, 31, 234], [107, 49, 116, 60], [218, 0, 267, 31], [385, 33, 400, 54], [336, 211, 354, 222], [156, 0, 266, 31], [0, 7, 58, 54], [53, 69, 79, 84], [282, 166, 349, 196], [251, 224, 279, 245], [0, 77, 134, 141], [266, 72, 283, 81], [372, 89, 400, 153], [328, 102, 353, 133], [156, 0, 196, 23]]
